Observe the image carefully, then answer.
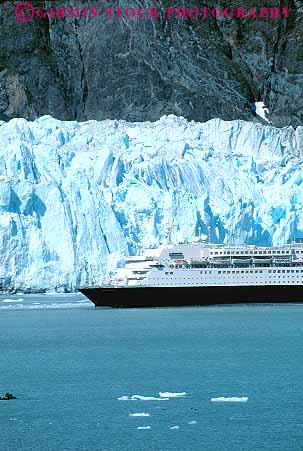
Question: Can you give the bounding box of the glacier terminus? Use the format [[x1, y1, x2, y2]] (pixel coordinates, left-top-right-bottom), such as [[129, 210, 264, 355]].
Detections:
[[0, 114, 303, 292]]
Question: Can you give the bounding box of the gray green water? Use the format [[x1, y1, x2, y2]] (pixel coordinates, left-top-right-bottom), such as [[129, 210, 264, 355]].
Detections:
[[0, 294, 303, 451]]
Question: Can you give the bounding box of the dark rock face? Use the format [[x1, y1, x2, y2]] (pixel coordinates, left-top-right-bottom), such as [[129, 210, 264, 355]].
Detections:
[[0, 0, 301, 127]]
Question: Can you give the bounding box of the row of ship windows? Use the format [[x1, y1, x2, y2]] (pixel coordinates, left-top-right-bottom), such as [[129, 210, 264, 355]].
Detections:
[[212, 269, 303, 274], [151, 281, 303, 285], [209, 250, 298, 255], [164, 269, 303, 275]]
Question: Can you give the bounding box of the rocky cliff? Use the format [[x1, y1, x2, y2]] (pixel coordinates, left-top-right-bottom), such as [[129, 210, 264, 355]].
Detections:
[[0, 0, 301, 127]]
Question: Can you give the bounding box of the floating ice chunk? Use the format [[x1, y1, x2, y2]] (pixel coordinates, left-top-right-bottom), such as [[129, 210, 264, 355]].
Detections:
[[188, 420, 197, 425], [159, 392, 187, 398], [210, 397, 248, 402], [2, 298, 23, 303], [129, 413, 150, 417], [118, 395, 169, 401], [137, 426, 151, 430], [132, 395, 169, 401], [170, 426, 180, 429], [0, 301, 93, 310]]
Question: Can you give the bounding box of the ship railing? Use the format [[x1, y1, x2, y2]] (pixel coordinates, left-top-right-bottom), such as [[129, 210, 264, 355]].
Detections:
[[209, 258, 232, 263], [208, 257, 231, 262], [208, 259, 233, 268], [272, 257, 292, 266], [125, 256, 155, 263], [190, 262, 209, 268], [126, 275, 146, 281], [272, 256, 292, 260]]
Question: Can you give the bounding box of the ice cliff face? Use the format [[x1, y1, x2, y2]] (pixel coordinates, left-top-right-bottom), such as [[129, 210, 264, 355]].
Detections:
[[0, 114, 303, 291]]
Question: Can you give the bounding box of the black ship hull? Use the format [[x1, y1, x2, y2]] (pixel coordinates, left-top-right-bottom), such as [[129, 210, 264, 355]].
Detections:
[[79, 285, 303, 308]]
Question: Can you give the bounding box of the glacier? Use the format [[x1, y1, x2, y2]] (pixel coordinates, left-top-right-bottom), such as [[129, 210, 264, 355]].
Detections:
[[0, 114, 303, 292]]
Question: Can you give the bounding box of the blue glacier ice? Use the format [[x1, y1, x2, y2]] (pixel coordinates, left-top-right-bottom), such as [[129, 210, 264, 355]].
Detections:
[[0, 114, 303, 292]]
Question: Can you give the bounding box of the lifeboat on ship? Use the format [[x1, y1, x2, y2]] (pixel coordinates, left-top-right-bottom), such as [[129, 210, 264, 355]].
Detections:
[[189, 258, 209, 268], [252, 257, 272, 265], [209, 257, 231, 267], [231, 257, 251, 266]]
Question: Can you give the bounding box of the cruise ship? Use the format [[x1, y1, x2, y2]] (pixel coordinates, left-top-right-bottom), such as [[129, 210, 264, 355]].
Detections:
[[79, 241, 303, 307]]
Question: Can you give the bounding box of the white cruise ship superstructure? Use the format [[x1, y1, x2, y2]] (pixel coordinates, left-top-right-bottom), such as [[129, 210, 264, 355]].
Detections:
[[79, 242, 303, 307]]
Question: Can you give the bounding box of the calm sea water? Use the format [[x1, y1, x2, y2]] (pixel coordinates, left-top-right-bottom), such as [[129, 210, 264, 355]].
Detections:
[[0, 294, 303, 451]]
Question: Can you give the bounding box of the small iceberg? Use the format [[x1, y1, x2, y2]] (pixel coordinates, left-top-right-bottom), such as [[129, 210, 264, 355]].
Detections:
[[137, 426, 151, 430], [188, 420, 197, 425], [2, 298, 23, 303], [118, 395, 169, 401], [159, 392, 187, 398], [170, 426, 180, 430], [132, 395, 169, 401], [129, 413, 150, 417], [210, 397, 248, 402]]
